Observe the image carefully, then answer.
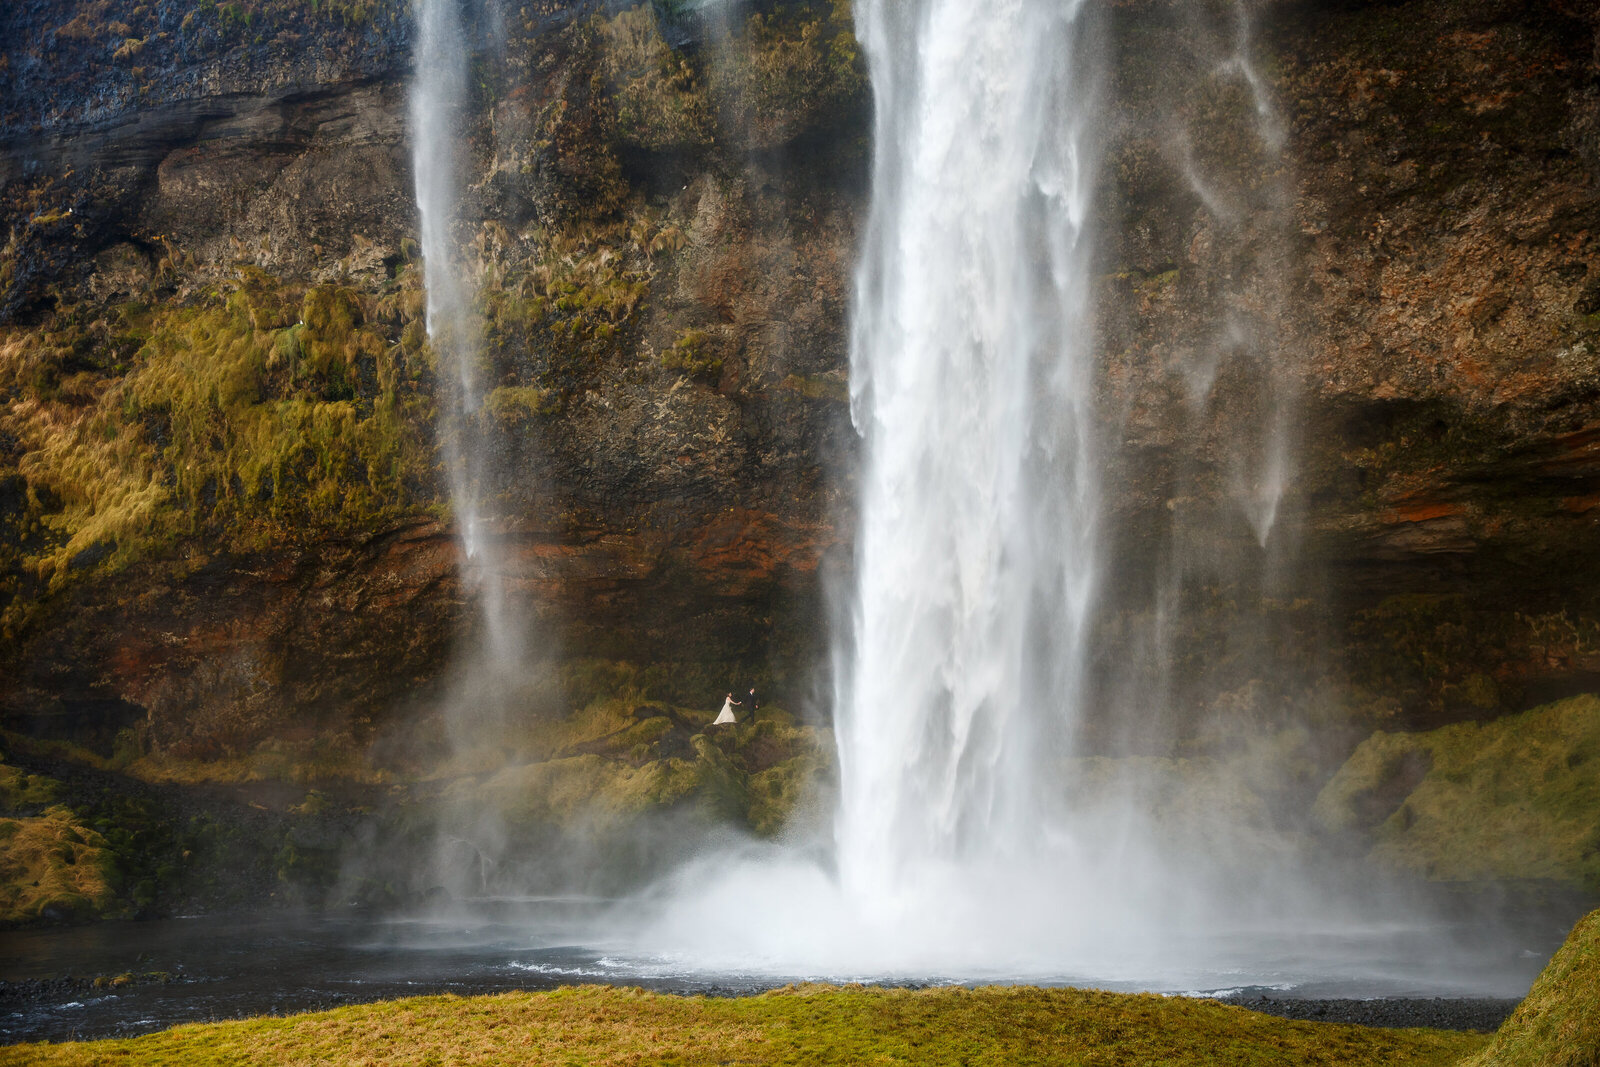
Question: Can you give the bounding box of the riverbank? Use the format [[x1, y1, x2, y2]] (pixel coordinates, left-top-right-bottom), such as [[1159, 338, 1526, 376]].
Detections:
[[0, 984, 1490, 1066]]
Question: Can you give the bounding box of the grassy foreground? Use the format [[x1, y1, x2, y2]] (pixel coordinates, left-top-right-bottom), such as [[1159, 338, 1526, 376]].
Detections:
[[0, 983, 1487, 1066], [1464, 907, 1600, 1066]]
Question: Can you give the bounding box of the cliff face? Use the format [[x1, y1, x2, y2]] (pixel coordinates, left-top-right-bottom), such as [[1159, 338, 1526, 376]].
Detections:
[[1089, 0, 1600, 749], [0, 0, 863, 760], [2, 0, 1599, 905]]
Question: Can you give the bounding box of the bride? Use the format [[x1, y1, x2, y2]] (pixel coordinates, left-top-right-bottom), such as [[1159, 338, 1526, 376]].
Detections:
[[711, 692, 741, 725]]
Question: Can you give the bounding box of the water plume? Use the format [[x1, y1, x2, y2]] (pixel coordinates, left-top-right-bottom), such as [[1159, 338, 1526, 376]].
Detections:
[[633, 0, 1433, 982], [834, 0, 1101, 906], [410, 0, 543, 892]]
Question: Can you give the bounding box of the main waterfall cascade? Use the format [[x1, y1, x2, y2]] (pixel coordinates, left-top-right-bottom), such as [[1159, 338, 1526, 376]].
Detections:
[[402, 0, 1511, 987], [632, 0, 1352, 978], [836, 0, 1100, 904]]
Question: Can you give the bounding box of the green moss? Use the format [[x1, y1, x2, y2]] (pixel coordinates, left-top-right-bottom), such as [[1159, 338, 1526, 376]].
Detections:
[[0, 804, 116, 924], [0, 743, 364, 924], [460, 753, 699, 828], [0, 983, 1488, 1066], [598, 6, 714, 152], [780, 371, 847, 402], [482, 384, 560, 425], [1464, 908, 1600, 1067], [1313, 695, 1600, 889], [0, 270, 435, 611], [0, 757, 62, 809], [745, 750, 824, 836], [660, 326, 720, 379], [429, 660, 831, 837]]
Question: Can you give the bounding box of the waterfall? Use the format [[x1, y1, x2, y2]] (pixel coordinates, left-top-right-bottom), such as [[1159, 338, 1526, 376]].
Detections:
[[633, 0, 1434, 979], [411, 0, 531, 792], [834, 0, 1100, 907]]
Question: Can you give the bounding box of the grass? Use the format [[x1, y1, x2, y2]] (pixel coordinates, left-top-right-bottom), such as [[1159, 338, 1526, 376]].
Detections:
[[1464, 907, 1600, 1066], [0, 983, 1489, 1066], [1313, 694, 1600, 889], [0, 804, 116, 925]]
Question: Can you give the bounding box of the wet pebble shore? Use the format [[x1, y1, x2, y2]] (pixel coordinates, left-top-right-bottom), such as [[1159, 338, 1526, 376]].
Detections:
[[1219, 994, 1516, 1032]]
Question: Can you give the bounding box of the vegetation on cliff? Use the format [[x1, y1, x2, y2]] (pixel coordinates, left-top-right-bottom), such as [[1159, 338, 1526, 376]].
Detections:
[[1314, 694, 1600, 891], [0, 656, 830, 926], [437, 659, 832, 841], [0, 983, 1489, 1066], [0, 739, 392, 924], [0, 268, 438, 641]]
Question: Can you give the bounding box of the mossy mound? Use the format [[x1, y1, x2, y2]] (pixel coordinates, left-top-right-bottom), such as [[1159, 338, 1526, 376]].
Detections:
[[448, 686, 830, 840], [0, 803, 115, 924], [1313, 695, 1600, 890], [0, 983, 1488, 1067], [1464, 908, 1600, 1067]]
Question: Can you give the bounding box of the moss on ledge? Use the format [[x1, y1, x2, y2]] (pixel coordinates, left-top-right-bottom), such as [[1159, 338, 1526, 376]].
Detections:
[[1313, 695, 1600, 891]]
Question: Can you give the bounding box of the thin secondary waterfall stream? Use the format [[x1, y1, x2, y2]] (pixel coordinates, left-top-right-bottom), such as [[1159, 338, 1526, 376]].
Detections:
[[413, 0, 531, 775]]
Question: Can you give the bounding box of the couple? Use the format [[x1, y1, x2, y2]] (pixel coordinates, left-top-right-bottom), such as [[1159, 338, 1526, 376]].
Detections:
[[712, 687, 757, 726]]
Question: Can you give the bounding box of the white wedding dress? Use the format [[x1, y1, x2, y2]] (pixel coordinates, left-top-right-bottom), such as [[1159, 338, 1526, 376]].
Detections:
[[712, 697, 738, 725]]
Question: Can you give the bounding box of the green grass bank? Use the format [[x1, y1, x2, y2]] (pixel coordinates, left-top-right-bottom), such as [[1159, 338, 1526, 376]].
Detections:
[[0, 983, 1488, 1066]]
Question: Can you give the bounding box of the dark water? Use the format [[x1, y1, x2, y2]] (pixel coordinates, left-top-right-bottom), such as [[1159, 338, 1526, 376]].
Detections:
[[0, 902, 801, 1044], [0, 900, 1561, 1045]]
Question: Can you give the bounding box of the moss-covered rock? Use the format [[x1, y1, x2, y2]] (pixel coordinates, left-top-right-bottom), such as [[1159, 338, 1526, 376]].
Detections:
[[1313, 695, 1600, 890], [0, 801, 116, 924], [1464, 908, 1600, 1067], [444, 682, 831, 840]]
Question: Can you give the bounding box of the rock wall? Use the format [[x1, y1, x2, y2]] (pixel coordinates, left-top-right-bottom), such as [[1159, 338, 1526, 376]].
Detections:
[[0, 0, 863, 759], [0, 0, 1598, 835]]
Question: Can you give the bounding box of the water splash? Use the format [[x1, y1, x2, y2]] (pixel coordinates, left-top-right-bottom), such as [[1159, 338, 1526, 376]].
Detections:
[[411, 0, 539, 882], [835, 0, 1100, 903]]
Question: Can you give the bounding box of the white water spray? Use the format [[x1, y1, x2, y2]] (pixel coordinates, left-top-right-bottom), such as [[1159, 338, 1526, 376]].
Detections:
[[411, 0, 531, 769], [835, 0, 1100, 906]]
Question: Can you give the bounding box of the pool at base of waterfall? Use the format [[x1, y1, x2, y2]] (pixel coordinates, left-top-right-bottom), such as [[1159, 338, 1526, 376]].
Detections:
[[0, 898, 1569, 1044]]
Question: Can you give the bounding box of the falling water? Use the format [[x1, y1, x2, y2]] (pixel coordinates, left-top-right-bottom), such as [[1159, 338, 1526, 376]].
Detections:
[[835, 0, 1101, 903], [638, 0, 1372, 977], [1094, 0, 1303, 758], [411, 0, 533, 792]]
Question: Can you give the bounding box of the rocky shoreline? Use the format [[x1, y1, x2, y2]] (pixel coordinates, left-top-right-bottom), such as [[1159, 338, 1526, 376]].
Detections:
[[1216, 993, 1516, 1033]]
